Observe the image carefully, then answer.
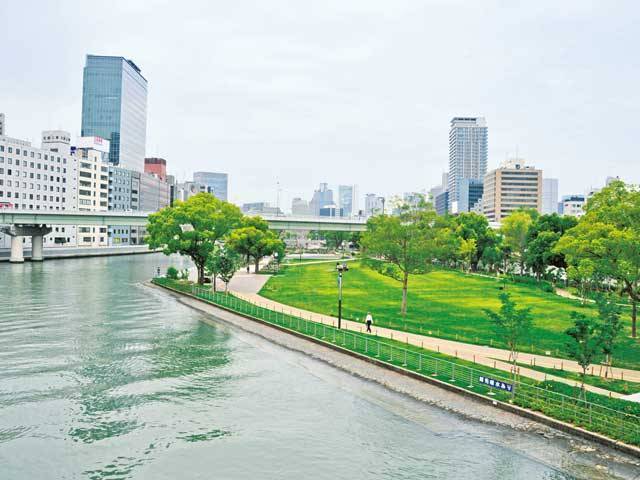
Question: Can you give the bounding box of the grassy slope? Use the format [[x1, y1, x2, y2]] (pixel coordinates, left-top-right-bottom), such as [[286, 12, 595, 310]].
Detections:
[[260, 262, 640, 370]]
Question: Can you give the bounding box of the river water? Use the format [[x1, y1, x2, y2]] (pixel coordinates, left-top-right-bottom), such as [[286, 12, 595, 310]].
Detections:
[[0, 254, 637, 479]]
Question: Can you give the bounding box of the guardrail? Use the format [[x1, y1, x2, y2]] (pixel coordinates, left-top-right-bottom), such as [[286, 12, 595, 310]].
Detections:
[[153, 278, 640, 448]]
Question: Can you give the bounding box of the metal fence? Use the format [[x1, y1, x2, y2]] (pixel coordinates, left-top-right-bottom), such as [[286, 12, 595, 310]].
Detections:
[[160, 280, 640, 446]]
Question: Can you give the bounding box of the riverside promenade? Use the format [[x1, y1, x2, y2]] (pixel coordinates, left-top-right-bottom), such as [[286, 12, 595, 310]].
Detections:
[[223, 269, 640, 400]]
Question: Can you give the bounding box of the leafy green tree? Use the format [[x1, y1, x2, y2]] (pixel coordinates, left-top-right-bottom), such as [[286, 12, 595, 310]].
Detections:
[[524, 214, 577, 281], [500, 209, 536, 274], [166, 266, 179, 279], [453, 212, 493, 271], [146, 193, 243, 284], [226, 216, 285, 273], [206, 246, 241, 293], [565, 312, 602, 392], [566, 260, 597, 304], [484, 292, 533, 387], [595, 295, 623, 377], [457, 238, 476, 272], [556, 181, 640, 337], [361, 209, 453, 315]]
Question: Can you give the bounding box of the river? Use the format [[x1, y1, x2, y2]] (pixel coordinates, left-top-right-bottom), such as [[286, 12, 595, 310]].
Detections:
[[0, 254, 637, 479]]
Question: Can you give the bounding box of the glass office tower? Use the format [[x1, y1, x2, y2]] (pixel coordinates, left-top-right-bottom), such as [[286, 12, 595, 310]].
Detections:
[[447, 117, 488, 213], [81, 55, 148, 172], [193, 172, 229, 201]]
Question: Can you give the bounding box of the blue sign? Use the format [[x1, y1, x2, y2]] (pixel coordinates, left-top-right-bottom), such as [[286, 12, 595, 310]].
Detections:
[[479, 376, 514, 393]]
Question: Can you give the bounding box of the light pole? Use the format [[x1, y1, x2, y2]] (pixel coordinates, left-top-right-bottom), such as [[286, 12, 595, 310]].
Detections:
[[336, 262, 349, 329]]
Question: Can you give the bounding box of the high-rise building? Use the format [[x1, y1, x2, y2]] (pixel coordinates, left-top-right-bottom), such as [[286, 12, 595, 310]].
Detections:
[[338, 185, 358, 217], [291, 197, 311, 216], [0, 113, 5, 135], [144, 157, 167, 181], [81, 55, 148, 172], [448, 117, 487, 212], [481, 159, 542, 222], [452, 179, 483, 214], [193, 171, 228, 201], [309, 183, 333, 215], [435, 191, 449, 216], [364, 193, 385, 217], [541, 178, 559, 214]]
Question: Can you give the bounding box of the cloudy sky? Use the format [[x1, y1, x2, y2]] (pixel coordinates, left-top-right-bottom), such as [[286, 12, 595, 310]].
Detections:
[[2, 1, 639, 210]]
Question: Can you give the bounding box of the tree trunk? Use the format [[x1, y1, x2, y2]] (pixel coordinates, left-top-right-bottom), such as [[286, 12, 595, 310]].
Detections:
[[632, 299, 637, 338], [254, 256, 260, 273], [196, 263, 205, 285], [212, 274, 217, 293], [401, 271, 409, 316]]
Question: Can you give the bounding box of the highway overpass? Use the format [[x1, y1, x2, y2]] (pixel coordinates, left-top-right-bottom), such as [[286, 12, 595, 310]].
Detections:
[[0, 210, 367, 262]]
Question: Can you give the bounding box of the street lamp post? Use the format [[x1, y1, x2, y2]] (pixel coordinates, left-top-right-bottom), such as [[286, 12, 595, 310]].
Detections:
[[336, 262, 349, 329]]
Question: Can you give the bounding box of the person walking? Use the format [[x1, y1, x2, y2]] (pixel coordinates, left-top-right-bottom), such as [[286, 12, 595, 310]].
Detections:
[[365, 312, 373, 333]]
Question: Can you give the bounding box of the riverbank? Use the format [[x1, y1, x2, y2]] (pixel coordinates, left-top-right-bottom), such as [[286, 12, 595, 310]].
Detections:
[[149, 280, 640, 465], [0, 244, 158, 262]]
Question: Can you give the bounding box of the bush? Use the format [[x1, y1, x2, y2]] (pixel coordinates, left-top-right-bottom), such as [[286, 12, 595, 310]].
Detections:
[[166, 266, 179, 279]]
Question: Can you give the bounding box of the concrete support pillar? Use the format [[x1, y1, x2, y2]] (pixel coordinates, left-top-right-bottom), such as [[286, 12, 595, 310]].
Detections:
[[10, 235, 24, 263], [31, 234, 44, 261]]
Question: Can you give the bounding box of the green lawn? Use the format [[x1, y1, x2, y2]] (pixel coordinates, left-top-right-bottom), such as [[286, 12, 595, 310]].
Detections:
[[259, 261, 640, 370], [514, 362, 640, 395]]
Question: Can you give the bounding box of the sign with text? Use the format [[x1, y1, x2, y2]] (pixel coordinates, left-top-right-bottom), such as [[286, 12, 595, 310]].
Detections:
[[478, 376, 514, 393]]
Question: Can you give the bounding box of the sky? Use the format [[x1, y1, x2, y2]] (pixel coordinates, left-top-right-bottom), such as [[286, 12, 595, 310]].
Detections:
[[2, 0, 639, 210]]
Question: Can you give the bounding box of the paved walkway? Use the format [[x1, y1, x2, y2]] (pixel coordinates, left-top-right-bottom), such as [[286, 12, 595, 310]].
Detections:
[[225, 275, 640, 400]]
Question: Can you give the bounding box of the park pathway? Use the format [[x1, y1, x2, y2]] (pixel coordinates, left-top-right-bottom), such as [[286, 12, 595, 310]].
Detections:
[[226, 275, 640, 400]]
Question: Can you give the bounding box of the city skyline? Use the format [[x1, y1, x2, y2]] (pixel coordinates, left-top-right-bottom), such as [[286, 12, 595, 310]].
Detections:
[[2, 1, 639, 208]]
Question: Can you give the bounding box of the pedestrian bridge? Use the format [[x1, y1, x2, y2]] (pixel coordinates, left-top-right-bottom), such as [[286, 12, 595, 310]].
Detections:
[[0, 210, 367, 262]]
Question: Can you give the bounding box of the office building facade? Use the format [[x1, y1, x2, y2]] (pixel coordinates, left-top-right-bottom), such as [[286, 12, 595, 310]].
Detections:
[[364, 193, 385, 217], [144, 157, 167, 181], [81, 55, 148, 172], [108, 166, 140, 245], [193, 171, 228, 201], [448, 117, 488, 212], [338, 185, 358, 217], [310, 183, 334, 215], [291, 197, 311, 216], [481, 159, 542, 222], [0, 131, 78, 248], [541, 178, 559, 214], [560, 195, 586, 218]]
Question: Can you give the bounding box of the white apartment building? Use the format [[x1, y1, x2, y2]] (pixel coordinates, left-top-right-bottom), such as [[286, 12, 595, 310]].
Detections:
[[75, 137, 109, 247], [481, 159, 542, 222], [0, 131, 78, 248]]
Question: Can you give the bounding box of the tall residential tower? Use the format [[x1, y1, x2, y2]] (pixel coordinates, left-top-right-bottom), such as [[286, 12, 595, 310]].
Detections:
[[448, 117, 488, 213], [81, 55, 148, 172]]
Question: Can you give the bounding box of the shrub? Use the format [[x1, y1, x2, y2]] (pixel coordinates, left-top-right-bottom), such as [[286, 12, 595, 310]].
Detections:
[[166, 266, 179, 279]]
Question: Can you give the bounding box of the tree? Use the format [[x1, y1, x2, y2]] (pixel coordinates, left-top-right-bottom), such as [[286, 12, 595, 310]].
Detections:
[[500, 210, 536, 275], [565, 312, 602, 393], [453, 212, 493, 271], [361, 208, 453, 315], [566, 260, 597, 304], [595, 295, 623, 378], [457, 238, 477, 272], [146, 193, 243, 284], [556, 181, 640, 337], [484, 292, 533, 388], [206, 246, 241, 293], [226, 216, 285, 273], [524, 214, 577, 281]]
